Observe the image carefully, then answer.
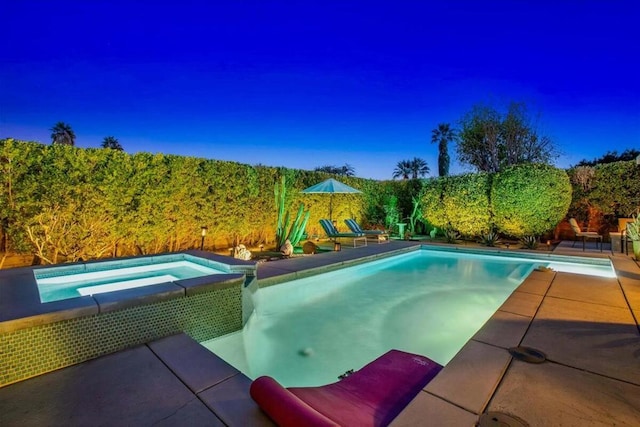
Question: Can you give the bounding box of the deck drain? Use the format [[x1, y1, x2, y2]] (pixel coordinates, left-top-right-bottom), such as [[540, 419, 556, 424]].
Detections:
[[508, 346, 547, 364], [477, 411, 529, 427]]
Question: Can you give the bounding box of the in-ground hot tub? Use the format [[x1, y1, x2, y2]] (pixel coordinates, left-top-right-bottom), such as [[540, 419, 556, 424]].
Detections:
[[35, 253, 230, 303], [0, 250, 257, 387]]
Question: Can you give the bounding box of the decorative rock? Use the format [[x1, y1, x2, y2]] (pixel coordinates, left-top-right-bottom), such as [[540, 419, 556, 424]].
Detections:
[[303, 241, 318, 254], [232, 244, 252, 260], [280, 239, 294, 257]]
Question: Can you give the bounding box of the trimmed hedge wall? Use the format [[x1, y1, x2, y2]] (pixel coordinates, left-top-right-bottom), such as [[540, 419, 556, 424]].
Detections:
[[0, 139, 380, 263], [422, 164, 572, 238], [421, 174, 492, 237], [445, 173, 493, 237]]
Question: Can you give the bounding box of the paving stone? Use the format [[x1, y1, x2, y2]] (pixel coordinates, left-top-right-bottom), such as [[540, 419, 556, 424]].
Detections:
[[151, 398, 225, 426], [522, 296, 640, 385], [0, 345, 199, 426], [425, 340, 512, 414], [620, 281, 640, 324], [547, 272, 627, 308], [148, 333, 239, 394], [390, 391, 478, 426], [488, 360, 640, 426], [526, 269, 556, 283], [614, 257, 640, 323], [198, 374, 276, 426], [472, 310, 532, 348], [498, 291, 543, 317], [516, 277, 552, 295]]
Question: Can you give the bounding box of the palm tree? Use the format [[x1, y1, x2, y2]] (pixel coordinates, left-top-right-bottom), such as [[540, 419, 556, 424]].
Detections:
[[101, 136, 123, 151], [50, 122, 76, 146], [408, 157, 430, 179], [314, 164, 355, 176], [392, 160, 413, 180], [393, 158, 430, 180], [431, 123, 454, 177]]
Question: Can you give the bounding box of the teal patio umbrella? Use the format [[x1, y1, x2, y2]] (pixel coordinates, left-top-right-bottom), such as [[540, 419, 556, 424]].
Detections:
[[301, 178, 362, 222]]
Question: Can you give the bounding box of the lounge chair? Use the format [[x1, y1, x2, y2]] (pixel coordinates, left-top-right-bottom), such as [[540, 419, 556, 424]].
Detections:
[[319, 219, 367, 247], [250, 349, 443, 427], [569, 218, 602, 252], [345, 219, 389, 244]]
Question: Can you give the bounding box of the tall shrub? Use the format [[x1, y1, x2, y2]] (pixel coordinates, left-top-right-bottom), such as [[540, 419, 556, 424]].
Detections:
[[587, 161, 640, 217], [491, 164, 571, 237], [444, 173, 492, 237]]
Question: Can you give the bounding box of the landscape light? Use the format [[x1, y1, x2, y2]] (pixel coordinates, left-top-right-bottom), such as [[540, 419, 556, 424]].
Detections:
[[200, 226, 208, 250]]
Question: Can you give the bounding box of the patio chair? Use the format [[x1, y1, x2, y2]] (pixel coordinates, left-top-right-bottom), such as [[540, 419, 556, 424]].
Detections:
[[568, 218, 603, 252], [345, 219, 389, 243], [250, 349, 443, 427], [319, 219, 367, 247]]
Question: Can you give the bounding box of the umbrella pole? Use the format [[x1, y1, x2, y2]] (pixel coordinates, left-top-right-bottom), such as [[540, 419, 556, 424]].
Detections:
[[329, 194, 333, 223]]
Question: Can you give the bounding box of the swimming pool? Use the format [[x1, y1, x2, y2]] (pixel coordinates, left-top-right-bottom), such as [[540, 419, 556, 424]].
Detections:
[[35, 254, 224, 303], [204, 247, 615, 387]]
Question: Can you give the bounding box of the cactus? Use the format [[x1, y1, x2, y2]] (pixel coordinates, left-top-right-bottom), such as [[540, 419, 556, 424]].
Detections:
[[408, 196, 424, 234], [275, 176, 310, 248]]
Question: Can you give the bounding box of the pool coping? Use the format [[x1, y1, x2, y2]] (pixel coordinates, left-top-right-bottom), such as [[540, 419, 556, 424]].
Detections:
[[0, 250, 255, 333]]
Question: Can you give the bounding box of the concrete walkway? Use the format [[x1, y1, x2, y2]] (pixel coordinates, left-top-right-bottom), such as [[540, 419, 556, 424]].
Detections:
[[1, 240, 639, 426]]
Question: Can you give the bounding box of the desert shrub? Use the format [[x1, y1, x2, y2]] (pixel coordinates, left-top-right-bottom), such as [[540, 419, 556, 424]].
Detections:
[[492, 164, 571, 237]]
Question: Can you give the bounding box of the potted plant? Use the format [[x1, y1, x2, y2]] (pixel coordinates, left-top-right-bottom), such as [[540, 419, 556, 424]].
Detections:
[[627, 215, 640, 260]]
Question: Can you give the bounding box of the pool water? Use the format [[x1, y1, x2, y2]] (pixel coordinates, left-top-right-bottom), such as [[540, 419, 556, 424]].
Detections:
[[204, 248, 615, 387], [36, 259, 222, 303], [204, 250, 537, 386]]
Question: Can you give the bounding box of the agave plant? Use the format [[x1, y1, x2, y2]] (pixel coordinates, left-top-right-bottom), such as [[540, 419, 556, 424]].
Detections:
[[627, 214, 640, 241], [444, 228, 460, 243], [521, 235, 539, 249], [480, 230, 501, 247], [275, 176, 310, 248]]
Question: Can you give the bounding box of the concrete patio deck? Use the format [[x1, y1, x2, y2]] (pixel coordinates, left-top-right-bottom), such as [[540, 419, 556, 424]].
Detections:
[[1, 240, 639, 426]]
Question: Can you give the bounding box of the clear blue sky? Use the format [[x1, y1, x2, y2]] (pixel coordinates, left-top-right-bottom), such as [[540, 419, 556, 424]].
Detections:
[[1, 1, 638, 179]]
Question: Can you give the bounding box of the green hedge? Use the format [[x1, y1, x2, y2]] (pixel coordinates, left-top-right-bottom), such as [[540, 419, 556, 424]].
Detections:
[[0, 139, 381, 263], [568, 160, 640, 219], [445, 173, 493, 237], [421, 164, 571, 238], [421, 178, 449, 229], [491, 164, 571, 237]]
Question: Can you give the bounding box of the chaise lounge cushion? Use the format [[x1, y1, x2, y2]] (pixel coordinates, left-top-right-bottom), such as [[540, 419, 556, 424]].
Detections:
[[250, 349, 443, 427]]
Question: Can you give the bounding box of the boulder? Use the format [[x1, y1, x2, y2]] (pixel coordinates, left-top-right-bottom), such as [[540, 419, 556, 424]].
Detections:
[[302, 241, 318, 254], [233, 244, 252, 260], [280, 239, 294, 257]]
